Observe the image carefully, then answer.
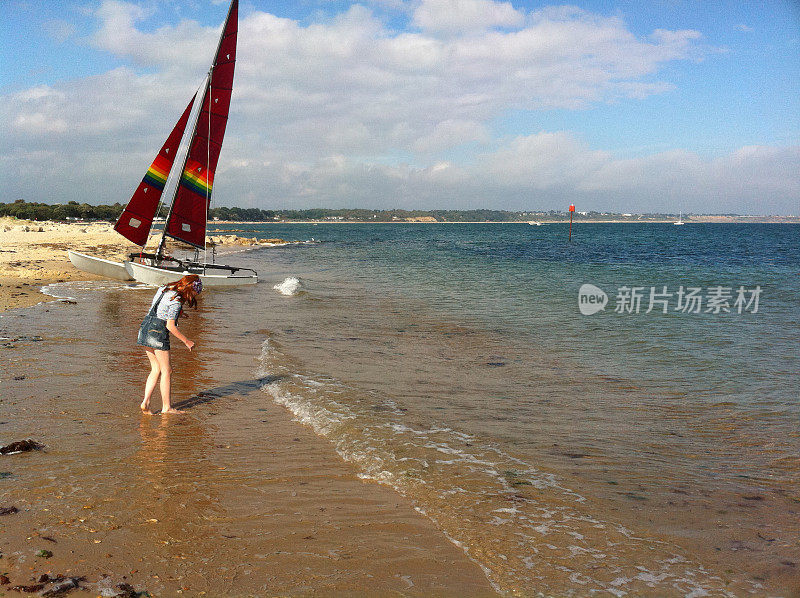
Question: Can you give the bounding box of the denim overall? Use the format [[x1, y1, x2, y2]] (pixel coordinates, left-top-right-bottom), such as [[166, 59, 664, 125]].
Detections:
[[137, 289, 171, 351]]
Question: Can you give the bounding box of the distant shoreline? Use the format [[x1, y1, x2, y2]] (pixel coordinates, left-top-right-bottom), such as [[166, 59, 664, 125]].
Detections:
[[210, 217, 800, 225], [4, 200, 797, 225]]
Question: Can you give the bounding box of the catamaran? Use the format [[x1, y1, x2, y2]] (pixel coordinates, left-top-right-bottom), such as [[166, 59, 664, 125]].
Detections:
[[68, 0, 257, 286]]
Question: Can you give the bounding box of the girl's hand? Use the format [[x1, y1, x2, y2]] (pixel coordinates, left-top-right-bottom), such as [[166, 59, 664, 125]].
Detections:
[[185, 340, 195, 351]]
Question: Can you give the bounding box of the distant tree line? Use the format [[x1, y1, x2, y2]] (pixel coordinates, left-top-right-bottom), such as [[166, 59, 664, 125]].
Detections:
[[0, 199, 560, 222], [1, 199, 694, 223], [0, 199, 170, 221], [0, 199, 120, 221]]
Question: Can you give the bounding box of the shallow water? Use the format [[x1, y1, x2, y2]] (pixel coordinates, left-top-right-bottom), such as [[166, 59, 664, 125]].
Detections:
[[4, 222, 799, 596], [231, 222, 799, 596], [0, 282, 495, 596]]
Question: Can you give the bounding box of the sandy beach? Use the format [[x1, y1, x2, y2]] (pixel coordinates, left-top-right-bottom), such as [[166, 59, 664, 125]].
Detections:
[[0, 217, 498, 596], [0, 217, 282, 311]]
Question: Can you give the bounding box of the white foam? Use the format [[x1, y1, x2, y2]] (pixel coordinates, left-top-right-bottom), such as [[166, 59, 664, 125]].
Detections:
[[254, 336, 741, 598], [39, 283, 77, 302], [273, 277, 302, 296], [39, 280, 148, 303]]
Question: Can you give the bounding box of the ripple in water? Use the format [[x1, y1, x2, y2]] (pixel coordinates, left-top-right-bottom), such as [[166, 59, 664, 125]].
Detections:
[[256, 338, 756, 597]]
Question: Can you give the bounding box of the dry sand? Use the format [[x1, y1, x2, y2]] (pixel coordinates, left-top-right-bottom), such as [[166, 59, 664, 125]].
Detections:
[[0, 218, 283, 311]]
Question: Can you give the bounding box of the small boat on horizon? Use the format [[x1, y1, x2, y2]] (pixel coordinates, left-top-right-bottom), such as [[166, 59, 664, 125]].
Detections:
[[674, 211, 685, 225], [68, 0, 257, 287]]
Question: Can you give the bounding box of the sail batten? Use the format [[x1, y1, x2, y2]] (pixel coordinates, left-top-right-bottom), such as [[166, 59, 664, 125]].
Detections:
[[164, 0, 238, 249]]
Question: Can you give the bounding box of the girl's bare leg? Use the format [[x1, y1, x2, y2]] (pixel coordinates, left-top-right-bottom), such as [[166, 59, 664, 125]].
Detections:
[[155, 349, 183, 414], [141, 348, 159, 414]]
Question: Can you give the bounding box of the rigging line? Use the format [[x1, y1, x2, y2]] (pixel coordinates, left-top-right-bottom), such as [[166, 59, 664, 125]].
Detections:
[[158, 76, 208, 260], [136, 94, 194, 252]]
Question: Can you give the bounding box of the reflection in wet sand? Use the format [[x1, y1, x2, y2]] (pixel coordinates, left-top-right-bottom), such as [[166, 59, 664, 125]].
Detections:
[[0, 284, 496, 596], [134, 415, 226, 590]]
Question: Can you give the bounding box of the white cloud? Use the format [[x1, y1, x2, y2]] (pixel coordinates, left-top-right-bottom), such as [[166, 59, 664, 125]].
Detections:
[[91, 0, 219, 73], [412, 0, 524, 34], [1, 1, 797, 214], [12, 112, 68, 135], [235, 139, 799, 214], [412, 119, 489, 152], [480, 132, 610, 188], [365, 0, 410, 10]]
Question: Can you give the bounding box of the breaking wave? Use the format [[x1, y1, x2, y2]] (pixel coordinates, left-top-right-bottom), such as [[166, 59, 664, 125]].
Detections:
[[273, 277, 302, 296]]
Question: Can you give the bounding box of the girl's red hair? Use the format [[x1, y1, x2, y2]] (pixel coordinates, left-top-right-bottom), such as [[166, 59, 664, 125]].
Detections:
[[166, 274, 201, 309]]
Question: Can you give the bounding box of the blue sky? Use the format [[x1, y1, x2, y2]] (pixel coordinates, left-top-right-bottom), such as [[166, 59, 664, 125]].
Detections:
[[1, 0, 798, 213]]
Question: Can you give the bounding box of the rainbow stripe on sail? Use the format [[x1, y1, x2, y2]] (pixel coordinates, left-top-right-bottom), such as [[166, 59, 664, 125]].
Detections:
[[179, 159, 213, 196], [142, 154, 171, 191]]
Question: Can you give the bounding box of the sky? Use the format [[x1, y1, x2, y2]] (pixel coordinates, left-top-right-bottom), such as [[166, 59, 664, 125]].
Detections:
[[1, 0, 798, 214]]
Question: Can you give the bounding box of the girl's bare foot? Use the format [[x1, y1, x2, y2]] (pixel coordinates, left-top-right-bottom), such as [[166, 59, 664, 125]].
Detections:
[[140, 401, 154, 415], [160, 408, 185, 414]]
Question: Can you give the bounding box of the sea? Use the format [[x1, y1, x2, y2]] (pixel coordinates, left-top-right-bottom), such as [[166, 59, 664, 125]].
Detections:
[[36, 223, 800, 595]]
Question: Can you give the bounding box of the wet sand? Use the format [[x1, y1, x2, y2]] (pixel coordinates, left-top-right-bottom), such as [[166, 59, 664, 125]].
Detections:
[[0, 287, 497, 596]]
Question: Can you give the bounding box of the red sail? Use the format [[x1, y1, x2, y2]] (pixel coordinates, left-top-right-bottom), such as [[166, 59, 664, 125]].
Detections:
[[165, 0, 237, 249], [114, 95, 196, 246]]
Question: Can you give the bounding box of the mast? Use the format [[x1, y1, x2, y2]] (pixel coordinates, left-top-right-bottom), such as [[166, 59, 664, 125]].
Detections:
[[161, 0, 238, 254], [156, 77, 210, 260], [114, 95, 196, 247]]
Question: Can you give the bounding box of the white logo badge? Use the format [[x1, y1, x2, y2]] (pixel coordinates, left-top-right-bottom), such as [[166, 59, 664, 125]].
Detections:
[[578, 284, 608, 315]]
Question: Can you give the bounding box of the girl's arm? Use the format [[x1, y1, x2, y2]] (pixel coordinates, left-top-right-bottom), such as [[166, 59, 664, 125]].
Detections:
[[166, 319, 195, 351]]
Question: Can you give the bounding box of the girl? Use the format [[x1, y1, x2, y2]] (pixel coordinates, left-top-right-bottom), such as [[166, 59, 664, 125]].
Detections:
[[137, 274, 203, 414]]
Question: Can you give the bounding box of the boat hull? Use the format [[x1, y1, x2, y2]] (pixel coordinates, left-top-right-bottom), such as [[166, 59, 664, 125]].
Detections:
[[124, 261, 258, 287], [67, 250, 133, 281]]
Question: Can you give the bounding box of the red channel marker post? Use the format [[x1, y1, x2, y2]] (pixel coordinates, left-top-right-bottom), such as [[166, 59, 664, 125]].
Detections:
[[568, 204, 575, 242]]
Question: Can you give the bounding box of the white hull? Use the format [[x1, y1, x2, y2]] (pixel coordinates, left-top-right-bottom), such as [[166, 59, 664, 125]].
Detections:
[[67, 250, 133, 281], [124, 261, 258, 287]]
